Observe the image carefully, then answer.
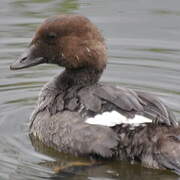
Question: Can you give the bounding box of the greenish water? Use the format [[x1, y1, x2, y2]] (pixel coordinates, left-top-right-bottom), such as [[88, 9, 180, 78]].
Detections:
[[0, 0, 180, 179]]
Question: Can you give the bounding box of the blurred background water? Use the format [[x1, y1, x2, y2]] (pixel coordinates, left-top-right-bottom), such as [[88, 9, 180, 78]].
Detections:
[[0, 0, 180, 179]]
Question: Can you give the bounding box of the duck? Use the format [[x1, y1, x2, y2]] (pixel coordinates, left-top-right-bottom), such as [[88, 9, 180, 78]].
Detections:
[[10, 14, 180, 175]]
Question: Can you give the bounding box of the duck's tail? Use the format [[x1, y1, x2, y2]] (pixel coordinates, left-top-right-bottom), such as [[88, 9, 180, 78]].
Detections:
[[154, 133, 180, 175]]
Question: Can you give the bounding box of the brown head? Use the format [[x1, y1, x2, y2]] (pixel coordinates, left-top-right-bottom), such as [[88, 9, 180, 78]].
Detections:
[[10, 15, 107, 71]]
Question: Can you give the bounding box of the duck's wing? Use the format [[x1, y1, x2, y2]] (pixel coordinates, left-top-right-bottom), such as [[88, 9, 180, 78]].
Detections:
[[78, 84, 178, 127], [135, 91, 177, 126]]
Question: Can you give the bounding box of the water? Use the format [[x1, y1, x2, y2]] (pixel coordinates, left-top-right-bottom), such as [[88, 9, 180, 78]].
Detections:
[[1, 0, 180, 179]]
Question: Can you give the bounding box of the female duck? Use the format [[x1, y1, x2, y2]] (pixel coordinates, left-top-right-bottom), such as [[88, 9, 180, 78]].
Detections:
[[10, 15, 180, 174]]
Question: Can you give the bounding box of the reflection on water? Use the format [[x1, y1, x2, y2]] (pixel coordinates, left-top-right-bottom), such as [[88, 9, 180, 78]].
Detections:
[[0, 0, 180, 179]]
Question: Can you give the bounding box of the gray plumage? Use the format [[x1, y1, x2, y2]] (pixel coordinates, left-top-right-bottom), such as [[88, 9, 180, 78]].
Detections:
[[30, 72, 179, 159]]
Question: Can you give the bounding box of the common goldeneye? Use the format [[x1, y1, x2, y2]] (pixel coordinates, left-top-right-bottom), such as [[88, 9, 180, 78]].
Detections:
[[10, 15, 180, 174]]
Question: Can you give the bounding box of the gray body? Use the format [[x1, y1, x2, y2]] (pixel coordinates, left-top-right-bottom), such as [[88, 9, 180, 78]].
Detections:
[[30, 72, 180, 171]]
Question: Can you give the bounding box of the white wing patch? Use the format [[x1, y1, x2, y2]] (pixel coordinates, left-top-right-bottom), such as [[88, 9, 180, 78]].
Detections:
[[85, 111, 152, 127]]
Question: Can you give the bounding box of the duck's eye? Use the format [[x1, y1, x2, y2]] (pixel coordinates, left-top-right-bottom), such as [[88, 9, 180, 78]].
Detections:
[[47, 32, 57, 40]]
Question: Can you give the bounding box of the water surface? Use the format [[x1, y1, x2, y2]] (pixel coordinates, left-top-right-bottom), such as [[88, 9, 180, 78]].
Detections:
[[1, 0, 180, 179]]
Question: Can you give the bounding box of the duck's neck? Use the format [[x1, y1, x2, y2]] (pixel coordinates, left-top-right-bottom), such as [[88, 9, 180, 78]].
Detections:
[[52, 67, 104, 91]]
